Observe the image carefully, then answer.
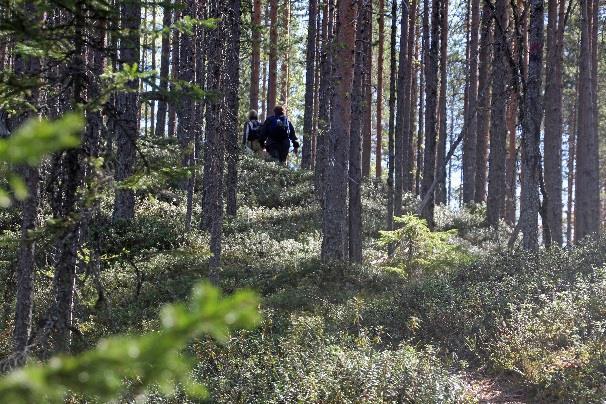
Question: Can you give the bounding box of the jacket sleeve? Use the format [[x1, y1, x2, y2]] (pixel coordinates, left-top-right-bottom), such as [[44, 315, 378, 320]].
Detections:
[[288, 121, 297, 142], [242, 122, 249, 145]]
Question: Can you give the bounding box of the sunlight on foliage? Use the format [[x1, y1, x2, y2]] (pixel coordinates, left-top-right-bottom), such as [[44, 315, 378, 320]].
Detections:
[[379, 214, 472, 275], [0, 282, 260, 403]]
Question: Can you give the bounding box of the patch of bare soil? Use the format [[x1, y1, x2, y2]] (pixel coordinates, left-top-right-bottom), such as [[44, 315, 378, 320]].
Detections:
[[462, 371, 531, 403]]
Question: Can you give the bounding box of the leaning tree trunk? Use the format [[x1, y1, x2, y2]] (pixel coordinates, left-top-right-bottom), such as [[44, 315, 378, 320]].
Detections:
[[321, 0, 356, 263], [113, 0, 141, 222], [302, 0, 318, 169]]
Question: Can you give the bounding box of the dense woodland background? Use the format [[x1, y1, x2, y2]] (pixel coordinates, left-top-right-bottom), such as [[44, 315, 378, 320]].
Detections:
[[0, 0, 605, 401]]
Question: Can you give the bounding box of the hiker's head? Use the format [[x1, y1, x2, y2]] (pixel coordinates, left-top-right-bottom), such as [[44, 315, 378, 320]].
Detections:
[[248, 109, 258, 120], [273, 105, 285, 116]]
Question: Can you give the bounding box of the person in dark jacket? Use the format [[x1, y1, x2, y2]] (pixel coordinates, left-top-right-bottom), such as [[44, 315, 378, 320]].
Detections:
[[242, 110, 264, 156], [260, 105, 299, 164]]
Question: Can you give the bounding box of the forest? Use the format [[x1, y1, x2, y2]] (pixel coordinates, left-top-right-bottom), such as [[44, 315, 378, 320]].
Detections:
[[0, 0, 605, 400]]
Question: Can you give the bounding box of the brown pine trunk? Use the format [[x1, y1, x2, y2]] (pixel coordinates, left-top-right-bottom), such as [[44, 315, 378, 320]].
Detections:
[[473, 3, 492, 203], [416, 13, 426, 196], [420, 0, 440, 225], [321, 0, 356, 263], [463, 0, 480, 203], [520, 0, 545, 249], [435, 0, 447, 205], [375, 0, 385, 179], [302, 0, 319, 169], [361, 25, 372, 179], [574, 0, 599, 241], [250, 0, 262, 110], [167, 8, 180, 138], [566, 84, 576, 245], [279, 0, 291, 108], [267, 0, 278, 109], [505, 93, 517, 225]]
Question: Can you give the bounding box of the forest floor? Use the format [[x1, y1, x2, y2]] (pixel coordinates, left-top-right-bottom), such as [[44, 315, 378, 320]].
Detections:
[[2, 153, 605, 402]]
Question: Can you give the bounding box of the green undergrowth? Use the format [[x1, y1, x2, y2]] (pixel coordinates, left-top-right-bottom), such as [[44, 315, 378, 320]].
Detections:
[[1, 155, 606, 402]]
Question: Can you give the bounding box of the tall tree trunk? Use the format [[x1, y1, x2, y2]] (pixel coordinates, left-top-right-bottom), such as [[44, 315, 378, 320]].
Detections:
[[250, 0, 261, 110], [434, 0, 447, 205], [394, 0, 410, 216], [402, 0, 418, 191], [113, 0, 141, 222], [463, 0, 480, 203], [505, 92, 517, 225], [473, 3, 492, 203], [202, 0, 226, 273], [420, 0, 440, 225], [279, 0, 290, 108], [267, 0, 278, 109], [375, 0, 385, 178], [574, 0, 599, 241], [225, 0, 241, 216], [519, 0, 544, 249], [361, 26, 372, 179], [302, 0, 319, 169], [416, 12, 426, 195], [321, 0, 356, 263], [566, 86, 576, 245], [542, 0, 564, 244], [167, 8, 180, 138], [9, 12, 41, 354], [349, 0, 370, 263], [386, 0, 398, 233], [485, 0, 508, 227]]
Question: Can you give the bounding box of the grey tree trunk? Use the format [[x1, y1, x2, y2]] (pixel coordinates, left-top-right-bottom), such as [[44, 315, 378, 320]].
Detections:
[[302, 0, 318, 169], [155, 0, 172, 137], [473, 3, 492, 203], [574, 0, 599, 241], [485, 0, 508, 227], [394, 0, 409, 216], [167, 8, 180, 138], [520, 0, 545, 249], [267, 0, 278, 109], [402, 0, 418, 192], [225, 0, 241, 217], [250, 0, 261, 110], [321, 0, 356, 263], [420, 0, 440, 225], [463, 0, 480, 203], [386, 0, 398, 235], [416, 10, 427, 195], [434, 0, 448, 205], [375, 0, 385, 179], [349, 0, 370, 263], [113, 0, 141, 222]]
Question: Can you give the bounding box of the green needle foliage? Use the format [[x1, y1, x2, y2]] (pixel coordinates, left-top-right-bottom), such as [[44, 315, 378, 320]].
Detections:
[[0, 282, 260, 403]]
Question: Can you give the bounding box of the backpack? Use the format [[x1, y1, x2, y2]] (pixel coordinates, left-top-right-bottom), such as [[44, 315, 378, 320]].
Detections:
[[247, 120, 262, 141], [267, 115, 290, 141]]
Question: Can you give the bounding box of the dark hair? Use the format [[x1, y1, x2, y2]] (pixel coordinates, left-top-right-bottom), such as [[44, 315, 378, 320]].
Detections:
[[248, 109, 258, 120], [273, 105, 284, 116]]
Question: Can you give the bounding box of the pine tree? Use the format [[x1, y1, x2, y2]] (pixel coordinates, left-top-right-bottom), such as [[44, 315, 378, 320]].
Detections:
[[302, 0, 318, 169]]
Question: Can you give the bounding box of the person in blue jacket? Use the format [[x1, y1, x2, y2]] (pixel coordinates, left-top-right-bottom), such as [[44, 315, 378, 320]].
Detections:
[[260, 105, 299, 164]]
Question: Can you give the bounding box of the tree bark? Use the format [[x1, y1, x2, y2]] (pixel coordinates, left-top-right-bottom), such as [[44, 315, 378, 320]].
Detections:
[[302, 0, 319, 169], [435, 0, 448, 205], [394, 0, 409, 216], [250, 0, 262, 111], [267, 0, 278, 109], [321, 0, 356, 263], [375, 0, 385, 178], [473, 3, 492, 203], [167, 8, 180, 138], [155, 1, 172, 137], [574, 0, 599, 241], [420, 0, 440, 225], [402, 0, 418, 192], [113, 0, 141, 222], [463, 0, 480, 203], [519, 0, 544, 249], [386, 0, 398, 234]]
